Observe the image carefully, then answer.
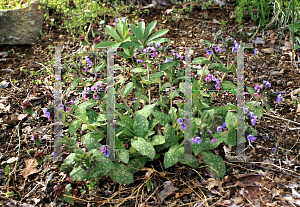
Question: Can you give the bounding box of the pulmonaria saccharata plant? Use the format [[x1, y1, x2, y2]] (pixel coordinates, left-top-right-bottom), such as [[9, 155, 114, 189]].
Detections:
[[54, 22, 281, 187]]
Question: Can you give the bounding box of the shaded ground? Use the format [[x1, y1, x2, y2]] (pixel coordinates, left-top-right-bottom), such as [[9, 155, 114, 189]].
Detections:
[[0, 2, 300, 206]]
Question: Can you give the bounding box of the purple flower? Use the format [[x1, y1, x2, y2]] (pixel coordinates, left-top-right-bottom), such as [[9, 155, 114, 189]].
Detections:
[[215, 46, 222, 53], [91, 86, 97, 91], [165, 59, 172, 63], [215, 79, 220, 84], [86, 170, 89, 173], [51, 151, 57, 157], [205, 76, 211, 82], [232, 47, 238, 53], [271, 147, 275, 151], [215, 83, 220, 90], [43, 108, 51, 119], [137, 59, 143, 64], [133, 53, 137, 58], [151, 52, 158, 58], [254, 85, 261, 91], [97, 82, 102, 87], [204, 48, 207, 52], [244, 107, 248, 112], [207, 50, 213, 56], [94, 73, 97, 77], [83, 67, 87, 72], [177, 118, 183, 124], [147, 42, 153, 47], [103, 149, 110, 157], [249, 111, 254, 118], [93, 94, 98, 100], [253, 48, 257, 56], [191, 136, 202, 144], [70, 100, 74, 105], [58, 104, 64, 110], [247, 135, 257, 143], [212, 76, 217, 81], [85, 56, 93, 66], [82, 91, 87, 98], [100, 145, 107, 153], [251, 117, 257, 125], [207, 74, 212, 78], [157, 43, 161, 48], [180, 124, 187, 130], [217, 126, 222, 132], [200, 132, 203, 135], [222, 123, 227, 128], [66, 107, 71, 112], [211, 138, 217, 144], [133, 98, 136, 101], [266, 134, 269, 139], [209, 131, 213, 134], [170, 49, 174, 55], [274, 92, 281, 104]]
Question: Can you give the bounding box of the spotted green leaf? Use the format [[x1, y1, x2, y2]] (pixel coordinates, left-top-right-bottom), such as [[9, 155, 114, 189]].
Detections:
[[164, 145, 183, 168], [151, 135, 165, 145], [116, 149, 130, 164], [199, 150, 226, 178], [69, 119, 82, 136], [164, 124, 178, 146], [133, 115, 149, 138], [152, 111, 170, 127], [121, 82, 134, 97], [131, 137, 155, 159], [108, 162, 133, 184]]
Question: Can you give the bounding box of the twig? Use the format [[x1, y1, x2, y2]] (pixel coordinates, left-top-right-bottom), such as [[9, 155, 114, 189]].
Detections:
[[263, 112, 300, 126]]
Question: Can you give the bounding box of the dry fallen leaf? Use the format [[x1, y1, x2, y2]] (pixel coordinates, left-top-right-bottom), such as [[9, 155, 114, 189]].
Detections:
[[157, 181, 178, 203], [2, 113, 27, 125], [20, 159, 41, 180], [141, 167, 167, 180], [206, 178, 224, 192]]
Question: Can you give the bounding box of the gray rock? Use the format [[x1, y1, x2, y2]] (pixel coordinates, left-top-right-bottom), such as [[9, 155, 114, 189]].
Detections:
[[0, 1, 48, 45]]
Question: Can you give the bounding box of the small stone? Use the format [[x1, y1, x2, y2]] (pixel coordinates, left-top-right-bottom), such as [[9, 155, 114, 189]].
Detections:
[[279, 69, 285, 74]]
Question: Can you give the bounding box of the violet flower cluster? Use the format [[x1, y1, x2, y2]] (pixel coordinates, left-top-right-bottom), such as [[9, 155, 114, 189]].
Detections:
[[204, 74, 221, 90]]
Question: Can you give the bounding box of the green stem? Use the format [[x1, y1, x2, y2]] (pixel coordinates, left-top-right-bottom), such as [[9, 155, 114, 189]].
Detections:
[[147, 62, 151, 103]]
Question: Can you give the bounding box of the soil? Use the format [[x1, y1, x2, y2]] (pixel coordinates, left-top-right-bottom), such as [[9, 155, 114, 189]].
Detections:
[[0, 2, 300, 206]]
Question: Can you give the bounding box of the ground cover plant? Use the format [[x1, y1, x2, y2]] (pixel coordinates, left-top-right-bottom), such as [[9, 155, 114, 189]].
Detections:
[[0, 0, 300, 206]]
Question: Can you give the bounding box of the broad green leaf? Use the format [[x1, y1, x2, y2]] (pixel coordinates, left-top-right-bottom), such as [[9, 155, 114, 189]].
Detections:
[[86, 109, 100, 124], [127, 156, 148, 174], [138, 21, 145, 43], [133, 115, 149, 138], [75, 107, 88, 122], [146, 29, 169, 44], [69, 119, 82, 136], [225, 111, 237, 129], [95, 41, 116, 48], [132, 68, 147, 73], [225, 127, 237, 147], [134, 103, 156, 118], [108, 162, 133, 184], [199, 150, 226, 178], [151, 135, 165, 145], [70, 78, 80, 90], [144, 20, 157, 42], [179, 154, 199, 168], [106, 25, 122, 42], [160, 60, 179, 71], [133, 98, 140, 111], [148, 119, 159, 130], [82, 131, 105, 143], [209, 63, 229, 73], [135, 90, 149, 103], [245, 101, 264, 119], [164, 124, 177, 146], [247, 86, 257, 99], [151, 38, 170, 44], [221, 81, 236, 90], [121, 82, 134, 97], [168, 107, 177, 124], [78, 99, 98, 110], [164, 145, 183, 168], [81, 135, 101, 151], [201, 109, 215, 122], [70, 167, 88, 181], [116, 149, 130, 164], [192, 57, 211, 64], [152, 111, 170, 127], [131, 137, 155, 159]]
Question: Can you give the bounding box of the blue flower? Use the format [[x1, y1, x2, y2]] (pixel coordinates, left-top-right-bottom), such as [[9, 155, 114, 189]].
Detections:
[[247, 135, 257, 143], [58, 104, 64, 110], [254, 85, 261, 91], [177, 118, 183, 124], [274, 92, 281, 103], [137, 59, 143, 63], [215, 46, 222, 53], [82, 91, 87, 98], [210, 138, 217, 144], [180, 123, 187, 130], [251, 117, 257, 125], [209, 131, 213, 134], [222, 123, 227, 128], [42, 108, 51, 119], [86, 170, 89, 173], [249, 111, 254, 118], [271, 147, 275, 151], [207, 50, 213, 56], [51, 151, 57, 157], [191, 136, 202, 144], [85, 56, 93, 66], [253, 48, 257, 56], [217, 126, 222, 132]]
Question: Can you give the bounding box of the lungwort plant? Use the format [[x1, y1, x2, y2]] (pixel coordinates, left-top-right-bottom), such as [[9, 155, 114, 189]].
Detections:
[[55, 21, 281, 186]]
